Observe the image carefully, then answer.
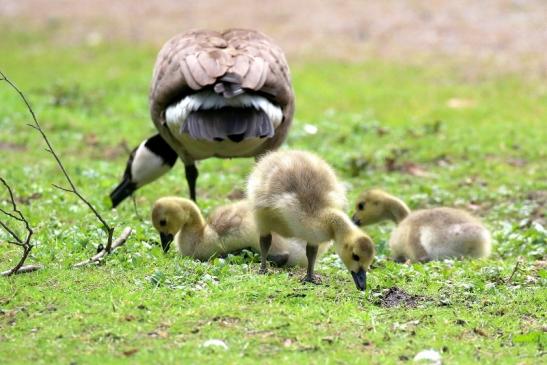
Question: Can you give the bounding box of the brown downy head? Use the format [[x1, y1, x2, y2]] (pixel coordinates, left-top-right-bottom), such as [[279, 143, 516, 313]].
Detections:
[[151, 197, 205, 253], [352, 189, 410, 226]]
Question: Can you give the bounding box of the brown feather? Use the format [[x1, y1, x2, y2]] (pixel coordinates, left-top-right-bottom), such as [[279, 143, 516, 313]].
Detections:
[[149, 28, 295, 164]]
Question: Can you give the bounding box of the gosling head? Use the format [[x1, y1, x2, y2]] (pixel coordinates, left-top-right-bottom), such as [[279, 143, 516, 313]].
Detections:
[[151, 197, 204, 252], [336, 233, 375, 291], [352, 189, 394, 226]]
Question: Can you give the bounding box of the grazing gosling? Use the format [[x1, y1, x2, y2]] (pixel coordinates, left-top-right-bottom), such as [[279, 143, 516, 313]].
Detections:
[[247, 150, 375, 291], [352, 189, 492, 262], [151, 197, 327, 266]]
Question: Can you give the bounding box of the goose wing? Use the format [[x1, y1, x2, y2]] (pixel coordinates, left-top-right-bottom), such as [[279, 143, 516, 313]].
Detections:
[[150, 29, 294, 149]]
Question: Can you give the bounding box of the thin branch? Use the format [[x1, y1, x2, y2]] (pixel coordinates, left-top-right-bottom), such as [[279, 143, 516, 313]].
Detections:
[[73, 227, 132, 268], [0, 177, 35, 276], [2, 264, 42, 276], [51, 184, 74, 193], [0, 178, 27, 223], [506, 258, 522, 284], [0, 70, 116, 253], [0, 220, 22, 243], [0, 207, 24, 222]]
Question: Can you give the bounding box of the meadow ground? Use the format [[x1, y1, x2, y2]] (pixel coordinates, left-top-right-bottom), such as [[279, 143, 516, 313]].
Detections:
[[0, 28, 546, 364]]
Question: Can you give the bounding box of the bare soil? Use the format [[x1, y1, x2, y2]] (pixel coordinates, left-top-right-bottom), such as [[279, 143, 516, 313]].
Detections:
[[1, 0, 546, 73], [379, 287, 424, 308]]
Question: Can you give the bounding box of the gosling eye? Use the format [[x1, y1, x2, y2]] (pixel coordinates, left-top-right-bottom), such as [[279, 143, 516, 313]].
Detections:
[[357, 202, 365, 210], [159, 219, 167, 227], [352, 254, 360, 261]]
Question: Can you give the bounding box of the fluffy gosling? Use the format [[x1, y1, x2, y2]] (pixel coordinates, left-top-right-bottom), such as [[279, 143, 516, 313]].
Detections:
[[352, 189, 491, 262], [151, 197, 327, 266], [247, 150, 375, 291]]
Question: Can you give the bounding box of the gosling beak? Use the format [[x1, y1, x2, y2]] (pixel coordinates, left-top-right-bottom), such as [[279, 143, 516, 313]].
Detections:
[[160, 233, 174, 253], [351, 269, 367, 291], [351, 214, 361, 226]]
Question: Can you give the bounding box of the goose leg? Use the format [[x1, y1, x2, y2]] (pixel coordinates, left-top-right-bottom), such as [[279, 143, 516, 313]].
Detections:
[[302, 243, 321, 284], [184, 164, 199, 202], [259, 234, 272, 274]]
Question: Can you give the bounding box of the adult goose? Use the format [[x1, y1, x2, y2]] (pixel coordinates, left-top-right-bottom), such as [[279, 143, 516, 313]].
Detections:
[[110, 29, 294, 207]]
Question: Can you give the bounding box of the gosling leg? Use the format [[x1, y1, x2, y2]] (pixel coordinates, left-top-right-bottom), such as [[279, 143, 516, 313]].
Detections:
[[184, 163, 199, 202], [302, 243, 321, 284], [259, 234, 272, 274]]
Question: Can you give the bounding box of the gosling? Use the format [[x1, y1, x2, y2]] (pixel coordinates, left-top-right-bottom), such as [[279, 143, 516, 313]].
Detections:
[[151, 197, 328, 266], [247, 150, 375, 291], [352, 189, 492, 262]]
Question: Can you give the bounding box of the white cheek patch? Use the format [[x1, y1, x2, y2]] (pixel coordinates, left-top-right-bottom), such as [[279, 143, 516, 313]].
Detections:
[[165, 91, 283, 134]]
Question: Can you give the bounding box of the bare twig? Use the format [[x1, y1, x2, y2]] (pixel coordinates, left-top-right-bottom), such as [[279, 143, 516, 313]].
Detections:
[[1, 264, 43, 276], [73, 227, 132, 268], [506, 257, 522, 283], [0, 177, 36, 276], [0, 70, 120, 257]]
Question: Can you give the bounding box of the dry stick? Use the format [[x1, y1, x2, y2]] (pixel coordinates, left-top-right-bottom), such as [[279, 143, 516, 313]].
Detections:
[[73, 227, 132, 268], [506, 258, 522, 283], [1, 265, 42, 276], [0, 70, 130, 265], [0, 177, 38, 276]]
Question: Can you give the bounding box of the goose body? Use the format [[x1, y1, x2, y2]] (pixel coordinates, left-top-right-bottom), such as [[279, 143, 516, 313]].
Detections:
[[352, 189, 491, 262], [152, 29, 294, 162], [151, 197, 328, 267], [247, 150, 375, 291], [109, 29, 294, 207]]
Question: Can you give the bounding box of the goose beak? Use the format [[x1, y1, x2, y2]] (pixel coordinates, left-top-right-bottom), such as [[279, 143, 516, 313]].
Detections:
[[351, 214, 361, 226], [110, 178, 136, 208], [160, 233, 174, 253], [351, 269, 367, 291]]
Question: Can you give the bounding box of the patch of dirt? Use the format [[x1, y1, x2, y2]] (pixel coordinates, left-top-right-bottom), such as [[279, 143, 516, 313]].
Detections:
[[15, 192, 42, 205], [1, 0, 546, 73], [379, 287, 424, 308], [384, 149, 433, 178], [522, 190, 547, 226], [0, 141, 26, 151]]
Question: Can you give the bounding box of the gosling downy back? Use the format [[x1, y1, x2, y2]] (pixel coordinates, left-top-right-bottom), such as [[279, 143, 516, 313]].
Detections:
[[247, 150, 375, 291], [151, 196, 324, 266], [352, 189, 491, 262], [247, 150, 347, 242]]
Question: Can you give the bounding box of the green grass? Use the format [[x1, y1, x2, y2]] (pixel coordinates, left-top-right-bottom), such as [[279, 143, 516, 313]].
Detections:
[[0, 31, 546, 364]]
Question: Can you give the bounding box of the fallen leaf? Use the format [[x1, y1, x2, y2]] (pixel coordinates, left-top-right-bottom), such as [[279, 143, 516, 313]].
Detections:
[[402, 162, 432, 177], [123, 349, 138, 357], [148, 330, 168, 338]]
